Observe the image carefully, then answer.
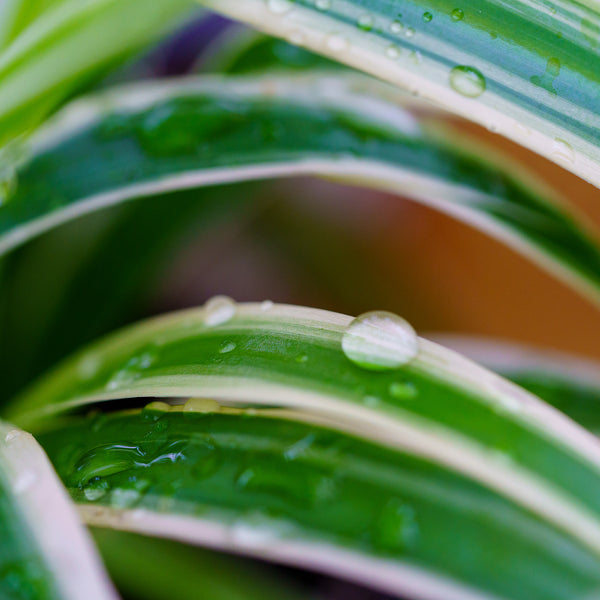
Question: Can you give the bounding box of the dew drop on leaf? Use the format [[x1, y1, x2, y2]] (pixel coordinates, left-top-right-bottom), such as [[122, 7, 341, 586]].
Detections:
[[449, 65, 486, 98], [451, 8, 464, 21], [341, 311, 418, 371], [203, 295, 236, 326], [390, 20, 403, 33], [422, 11, 433, 22], [357, 13, 374, 31], [372, 499, 419, 552], [389, 381, 418, 399], [315, 0, 331, 10], [183, 398, 221, 413], [386, 45, 401, 59]]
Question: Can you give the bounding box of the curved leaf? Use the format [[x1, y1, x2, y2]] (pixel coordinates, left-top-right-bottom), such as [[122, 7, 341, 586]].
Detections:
[[197, 0, 600, 189], [0, 421, 117, 600], [432, 335, 600, 435], [34, 405, 600, 600], [1, 75, 600, 305], [12, 302, 600, 561], [0, 0, 196, 145]]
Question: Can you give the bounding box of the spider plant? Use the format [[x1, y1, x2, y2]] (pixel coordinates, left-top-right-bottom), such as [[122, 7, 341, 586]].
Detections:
[[1, 1, 600, 599]]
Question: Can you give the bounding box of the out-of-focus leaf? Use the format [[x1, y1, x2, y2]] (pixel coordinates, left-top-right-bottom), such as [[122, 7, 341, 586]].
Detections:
[[1, 75, 599, 305], [0, 421, 117, 600], [0, 0, 197, 145]]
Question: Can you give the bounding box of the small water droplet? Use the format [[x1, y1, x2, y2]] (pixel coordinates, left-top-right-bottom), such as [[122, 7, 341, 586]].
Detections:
[[405, 27, 415, 37], [84, 485, 108, 501], [315, 0, 330, 10], [0, 166, 17, 206], [183, 398, 221, 413], [449, 65, 486, 98], [451, 8, 464, 21], [341, 311, 419, 371], [267, 0, 294, 14], [219, 341, 236, 354], [111, 488, 141, 509], [296, 354, 309, 363], [551, 138, 575, 164], [385, 44, 401, 59], [204, 295, 236, 326], [530, 57, 561, 94], [143, 401, 171, 414], [389, 381, 418, 400], [390, 20, 403, 34], [357, 13, 374, 31], [4, 430, 20, 443], [422, 11, 433, 22], [326, 33, 349, 52], [260, 300, 274, 311]]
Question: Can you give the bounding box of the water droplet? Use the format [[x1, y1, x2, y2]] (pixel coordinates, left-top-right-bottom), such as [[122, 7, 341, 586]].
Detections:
[[451, 8, 464, 21], [551, 138, 575, 164], [267, 0, 294, 14], [315, 0, 330, 10], [422, 11, 433, 22], [84, 485, 108, 501], [357, 13, 374, 31], [4, 429, 20, 443], [183, 398, 221, 413], [219, 341, 236, 354], [389, 381, 418, 400], [405, 27, 415, 37], [260, 300, 274, 311], [409, 50, 423, 64], [111, 488, 141, 509], [326, 34, 349, 52], [449, 65, 486, 98], [372, 499, 419, 551], [204, 295, 236, 326], [385, 44, 401, 59], [296, 354, 308, 363], [13, 470, 36, 494], [106, 350, 156, 391], [143, 401, 171, 415], [341, 311, 419, 371], [390, 20, 403, 34]]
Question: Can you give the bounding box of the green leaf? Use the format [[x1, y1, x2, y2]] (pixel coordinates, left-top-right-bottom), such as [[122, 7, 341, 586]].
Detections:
[[2, 75, 600, 305], [197, 0, 600, 189], [432, 335, 600, 436], [0, 0, 197, 146], [12, 301, 600, 570], [0, 421, 117, 600], [34, 405, 600, 600]]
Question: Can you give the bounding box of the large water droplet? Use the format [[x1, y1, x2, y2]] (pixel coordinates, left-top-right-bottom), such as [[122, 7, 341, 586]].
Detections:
[[204, 295, 236, 326], [341, 311, 418, 371], [449, 65, 486, 98]]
